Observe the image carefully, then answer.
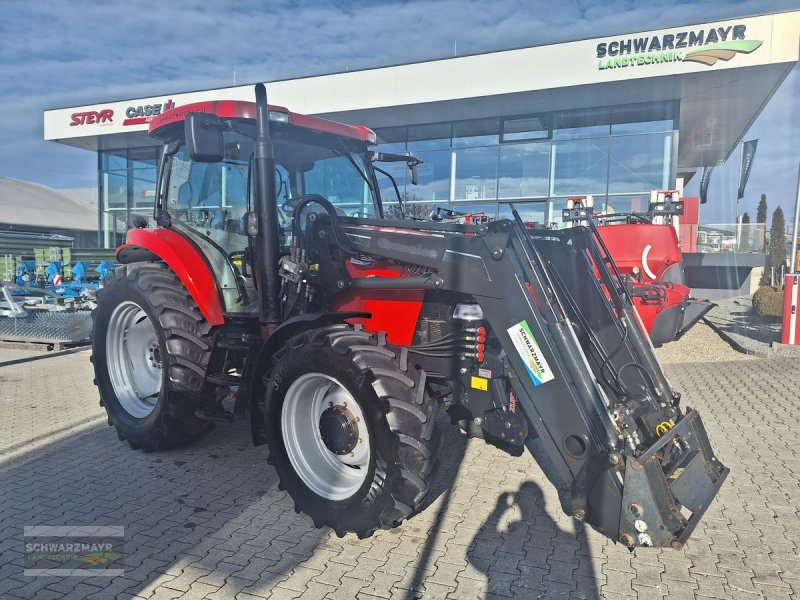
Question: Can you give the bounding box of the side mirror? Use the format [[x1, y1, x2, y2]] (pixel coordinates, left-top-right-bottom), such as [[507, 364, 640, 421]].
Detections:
[[404, 152, 422, 186], [408, 155, 419, 186], [185, 112, 224, 162], [370, 150, 423, 186]]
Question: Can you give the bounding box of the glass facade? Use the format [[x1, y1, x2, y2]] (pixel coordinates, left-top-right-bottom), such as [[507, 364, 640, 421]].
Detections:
[[375, 101, 677, 226], [96, 101, 676, 246], [98, 147, 160, 247]]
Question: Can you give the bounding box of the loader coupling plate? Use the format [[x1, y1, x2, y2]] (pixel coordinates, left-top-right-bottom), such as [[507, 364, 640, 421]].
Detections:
[[618, 409, 729, 549]]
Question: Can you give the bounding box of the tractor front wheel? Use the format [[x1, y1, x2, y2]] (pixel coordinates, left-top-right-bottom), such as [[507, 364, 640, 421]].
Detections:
[[92, 263, 216, 451], [264, 325, 440, 538]]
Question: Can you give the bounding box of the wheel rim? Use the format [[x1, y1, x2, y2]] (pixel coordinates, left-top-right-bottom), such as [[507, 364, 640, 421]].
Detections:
[[281, 373, 371, 501], [106, 301, 162, 418]]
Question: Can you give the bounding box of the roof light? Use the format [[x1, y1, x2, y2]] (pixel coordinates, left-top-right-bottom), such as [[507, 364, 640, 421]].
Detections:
[[358, 126, 377, 144], [268, 111, 289, 123]]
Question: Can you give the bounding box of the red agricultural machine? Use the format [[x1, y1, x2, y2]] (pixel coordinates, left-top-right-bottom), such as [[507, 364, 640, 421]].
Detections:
[[91, 85, 727, 549], [562, 193, 714, 346]]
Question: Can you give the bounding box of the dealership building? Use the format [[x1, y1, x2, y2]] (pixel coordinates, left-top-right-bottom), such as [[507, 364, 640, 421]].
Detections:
[[44, 10, 799, 255]]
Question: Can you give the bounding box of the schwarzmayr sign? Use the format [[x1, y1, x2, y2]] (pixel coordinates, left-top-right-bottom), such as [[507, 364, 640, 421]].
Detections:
[[596, 24, 762, 70]]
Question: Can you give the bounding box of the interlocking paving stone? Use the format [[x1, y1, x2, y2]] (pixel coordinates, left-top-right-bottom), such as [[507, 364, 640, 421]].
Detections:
[[1, 345, 799, 599]]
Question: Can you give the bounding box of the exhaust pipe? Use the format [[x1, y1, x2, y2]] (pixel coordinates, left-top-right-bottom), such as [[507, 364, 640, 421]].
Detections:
[[253, 83, 282, 329]]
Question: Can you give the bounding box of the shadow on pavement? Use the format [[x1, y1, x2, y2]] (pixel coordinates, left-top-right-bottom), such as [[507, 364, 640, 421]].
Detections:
[[2, 399, 599, 599], [0, 418, 331, 599], [400, 417, 600, 600], [1, 410, 471, 600], [705, 297, 781, 348], [401, 417, 469, 599], [467, 480, 600, 599]]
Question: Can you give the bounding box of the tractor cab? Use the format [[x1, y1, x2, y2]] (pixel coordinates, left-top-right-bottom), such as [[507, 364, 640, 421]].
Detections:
[[147, 101, 382, 316]]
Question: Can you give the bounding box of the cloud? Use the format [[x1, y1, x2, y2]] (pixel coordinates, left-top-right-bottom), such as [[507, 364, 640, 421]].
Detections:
[[1, 0, 799, 231]]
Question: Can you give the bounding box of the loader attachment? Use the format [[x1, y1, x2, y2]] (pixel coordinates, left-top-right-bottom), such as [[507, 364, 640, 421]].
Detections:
[[617, 410, 728, 548], [324, 213, 728, 548], [507, 215, 729, 548]]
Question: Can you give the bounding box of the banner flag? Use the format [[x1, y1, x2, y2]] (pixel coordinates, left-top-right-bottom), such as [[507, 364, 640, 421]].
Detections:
[[738, 139, 758, 200], [699, 166, 713, 204]]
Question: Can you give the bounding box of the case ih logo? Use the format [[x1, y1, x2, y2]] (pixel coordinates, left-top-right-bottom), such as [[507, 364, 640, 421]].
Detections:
[[123, 100, 175, 126], [596, 24, 762, 70], [70, 109, 113, 126]]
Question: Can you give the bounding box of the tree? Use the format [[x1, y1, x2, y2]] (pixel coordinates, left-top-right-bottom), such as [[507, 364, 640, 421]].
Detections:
[[741, 212, 751, 224], [756, 194, 768, 252], [768, 207, 787, 284], [756, 194, 767, 224], [383, 201, 435, 220]]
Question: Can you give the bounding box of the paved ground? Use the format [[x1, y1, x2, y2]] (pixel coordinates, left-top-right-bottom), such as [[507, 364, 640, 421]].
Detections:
[[0, 333, 798, 599]]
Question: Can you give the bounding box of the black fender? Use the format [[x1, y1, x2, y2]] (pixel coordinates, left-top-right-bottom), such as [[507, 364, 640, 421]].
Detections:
[[246, 311, 370, 446]]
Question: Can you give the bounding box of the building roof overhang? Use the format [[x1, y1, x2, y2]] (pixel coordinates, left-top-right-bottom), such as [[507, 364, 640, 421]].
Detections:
[[44, 11, 799, 174]]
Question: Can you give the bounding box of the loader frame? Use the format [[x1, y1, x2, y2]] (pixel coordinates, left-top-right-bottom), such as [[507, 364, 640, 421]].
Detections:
[[287, 208, 729, 547]]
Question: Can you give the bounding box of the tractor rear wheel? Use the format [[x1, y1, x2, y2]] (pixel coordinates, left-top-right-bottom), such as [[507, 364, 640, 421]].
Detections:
[[264, 325, 440, 538], [92, 263, 216, 451]]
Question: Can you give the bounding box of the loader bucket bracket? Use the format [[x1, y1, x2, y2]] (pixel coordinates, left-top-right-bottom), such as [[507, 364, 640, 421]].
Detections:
[[618, 410, 729, 549]]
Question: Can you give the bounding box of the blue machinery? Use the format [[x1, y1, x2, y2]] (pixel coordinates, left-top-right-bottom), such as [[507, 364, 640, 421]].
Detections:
[[1, 261, 114, 348]]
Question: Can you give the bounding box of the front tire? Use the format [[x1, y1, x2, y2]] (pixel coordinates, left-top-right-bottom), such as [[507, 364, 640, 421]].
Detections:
[[92, 263, 216, 451], [264, 325, 440, 538]]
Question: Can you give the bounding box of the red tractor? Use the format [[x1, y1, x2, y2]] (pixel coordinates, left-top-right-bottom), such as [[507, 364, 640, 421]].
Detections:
[[92, 85, 727, 548], [561, 194, 714, 346]]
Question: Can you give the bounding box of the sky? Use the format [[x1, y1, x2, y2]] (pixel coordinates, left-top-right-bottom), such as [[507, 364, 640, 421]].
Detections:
[[1, 0, 799, 225]]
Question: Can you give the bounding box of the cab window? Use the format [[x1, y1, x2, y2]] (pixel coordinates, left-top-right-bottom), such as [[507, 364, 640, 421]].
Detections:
[[166, 131, 252, 233], [301, 152, 377, 217]]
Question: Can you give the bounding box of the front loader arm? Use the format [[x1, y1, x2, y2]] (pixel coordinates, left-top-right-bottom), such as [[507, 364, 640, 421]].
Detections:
[[495, 219, 728, 548], [329, 216, 727, 549]]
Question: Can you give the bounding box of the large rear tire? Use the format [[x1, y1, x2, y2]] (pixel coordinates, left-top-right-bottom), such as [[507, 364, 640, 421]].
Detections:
[[92, 263, 216, 451], [264, 325, 440, 538]]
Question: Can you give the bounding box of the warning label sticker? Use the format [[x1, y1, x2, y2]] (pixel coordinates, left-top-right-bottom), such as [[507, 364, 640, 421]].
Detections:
[[507, 320, 554, 386]]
